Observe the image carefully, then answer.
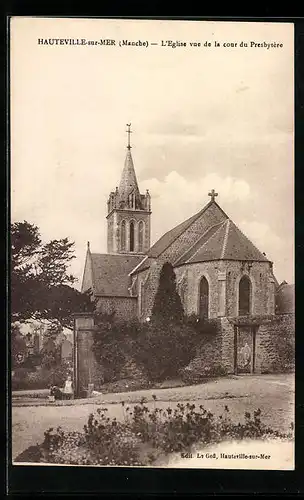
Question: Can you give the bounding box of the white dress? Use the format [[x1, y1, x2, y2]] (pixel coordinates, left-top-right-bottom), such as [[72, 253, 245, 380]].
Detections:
[[63, 380, 73, 395]]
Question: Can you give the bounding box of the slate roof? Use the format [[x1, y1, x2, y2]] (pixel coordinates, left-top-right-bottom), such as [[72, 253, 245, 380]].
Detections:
[[90, 253, 143, 297], [148, 201, 225, 258], [118, 150, 140, 202], [131, 201, 270, 276], [132, 201, 228, 274], [177, 219, 269, 266]]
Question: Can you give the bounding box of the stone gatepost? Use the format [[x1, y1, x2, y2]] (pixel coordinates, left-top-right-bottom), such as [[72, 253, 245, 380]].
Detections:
[[73, 312, 98, 397]]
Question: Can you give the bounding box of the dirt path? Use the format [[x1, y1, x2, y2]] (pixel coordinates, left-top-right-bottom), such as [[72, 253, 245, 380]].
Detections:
[[11, 374, 294, 461]]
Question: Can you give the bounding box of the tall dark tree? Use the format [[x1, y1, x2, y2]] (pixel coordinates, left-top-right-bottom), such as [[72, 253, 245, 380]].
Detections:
[[151, 262, 184, 323], [11, 221, 94, 327], [11, 324, 28, 368]]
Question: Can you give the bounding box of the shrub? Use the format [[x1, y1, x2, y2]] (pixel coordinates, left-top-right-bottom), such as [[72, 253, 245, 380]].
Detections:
[[100, 378, 150, 394], [16, 401, 294, 466], [133, 320, 198, 382], [92, 312, 199, 384], [11, 367, 31, 390], [12, 363, 70, 390], [45, 363, 69, 387], [180, 363, 228, 385], [151, 262, 184, 323]]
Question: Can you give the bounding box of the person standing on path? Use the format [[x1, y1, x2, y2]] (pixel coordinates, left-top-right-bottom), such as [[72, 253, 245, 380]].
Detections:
[[63, 375, 74, 400]]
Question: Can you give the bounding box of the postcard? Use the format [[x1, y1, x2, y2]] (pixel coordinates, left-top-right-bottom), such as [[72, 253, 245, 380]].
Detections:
[[10, 17, 294, 471]]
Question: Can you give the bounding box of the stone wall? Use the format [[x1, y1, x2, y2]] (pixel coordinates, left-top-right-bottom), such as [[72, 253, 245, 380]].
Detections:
[[255, 313, 295, 373], [115, 209, 151, 254], [95, 296, 138, 322], [180, 314, 294, 378], [174, 260, 275, 319], [136, 203, 227, 319]]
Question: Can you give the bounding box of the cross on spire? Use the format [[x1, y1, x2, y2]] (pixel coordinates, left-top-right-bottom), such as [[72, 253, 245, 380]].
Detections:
[[126, 123, 132, 150], [208, 189, 218, 202]]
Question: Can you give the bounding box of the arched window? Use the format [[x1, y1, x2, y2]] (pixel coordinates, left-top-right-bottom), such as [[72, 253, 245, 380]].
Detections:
[[239, 275, 251, 315], [199, 276, 209, 319], [130, 221, 135, 252], [120, 220, 126, 251], [138, 221, 144, 252]]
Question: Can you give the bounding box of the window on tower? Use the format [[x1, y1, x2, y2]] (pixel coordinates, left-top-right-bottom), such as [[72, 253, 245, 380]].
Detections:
[[138, 221, 144, 252], [130, 221, 135, 251], [121, 220, 126, 251]]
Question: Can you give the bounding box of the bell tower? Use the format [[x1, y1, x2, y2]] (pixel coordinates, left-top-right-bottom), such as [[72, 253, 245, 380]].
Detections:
[[106, 124, 151, 254]]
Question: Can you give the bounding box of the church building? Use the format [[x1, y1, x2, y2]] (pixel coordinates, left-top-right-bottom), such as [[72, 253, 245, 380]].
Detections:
[[82, 125, 277, 324], [76, 125, 294, 389]]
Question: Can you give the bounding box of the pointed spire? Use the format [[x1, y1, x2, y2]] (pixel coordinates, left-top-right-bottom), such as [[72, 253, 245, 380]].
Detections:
[[126, 123, 132, 150], [118, 124, 140, 203]]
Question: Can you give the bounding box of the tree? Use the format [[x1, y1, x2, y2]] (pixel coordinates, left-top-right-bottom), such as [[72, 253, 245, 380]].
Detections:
[[11, 221, 94, 326], [151, 262, 184, 323], [11, 324, 28, 369]]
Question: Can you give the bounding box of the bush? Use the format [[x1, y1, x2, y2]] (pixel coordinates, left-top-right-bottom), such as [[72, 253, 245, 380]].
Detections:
[[180, 364, 228, 385], [133, 320, 198, 382], [45, 364, 69, 387], [11, 367, 31, 390], [15, 401, 294, 466], [12, 363, 70, 390], [92, 314, 199, 384], [100, 378, 150, 394]]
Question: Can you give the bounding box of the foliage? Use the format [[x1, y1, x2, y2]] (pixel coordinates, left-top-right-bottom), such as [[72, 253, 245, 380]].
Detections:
[[180, 364, 228, 385], [15, 400, 294, 466], [45, 363, 70, 387], [133, 320, 198, 382], [100, 378, 151, 394], [185, 314, 219, 335], [92, 314, 144, 383], [151, 262, 184, 323], [11, 221, 94, 326], [92, 312, 199, 384], [12, 364, 69, 390], [11, 324, 28, 369]]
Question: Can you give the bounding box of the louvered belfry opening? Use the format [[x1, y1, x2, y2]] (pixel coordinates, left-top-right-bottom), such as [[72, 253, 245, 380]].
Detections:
[[120, 220, 126, 250], [138, 220, 144, 252], [199, 276, 209, 319], [129, 221, 135, 252], [239, 275, 251, 316]]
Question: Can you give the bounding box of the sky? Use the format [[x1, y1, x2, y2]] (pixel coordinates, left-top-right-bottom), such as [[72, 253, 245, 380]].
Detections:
[[11, 18, 294, 288]]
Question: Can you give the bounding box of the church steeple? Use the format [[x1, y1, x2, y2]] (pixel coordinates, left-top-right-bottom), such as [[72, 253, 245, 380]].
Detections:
[[106, 124, 151, 254], [118, 149, 140, 205]]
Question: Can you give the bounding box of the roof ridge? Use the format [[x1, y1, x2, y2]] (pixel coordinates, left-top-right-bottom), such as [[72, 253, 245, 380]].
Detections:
[[89, 250, 97, 295], [91, 252, 144, 258], [185, 220, 227, 264], [129, 255, 148, 276], [173, 220, 225, 266], [148, 200, 227, 258], [220, 219, 231, 259]]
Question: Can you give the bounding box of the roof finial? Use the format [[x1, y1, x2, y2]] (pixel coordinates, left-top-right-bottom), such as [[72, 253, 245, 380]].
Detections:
[[126, 123, 132, 150], [87, 241, 90, 251], [208, 189, 218, 202]]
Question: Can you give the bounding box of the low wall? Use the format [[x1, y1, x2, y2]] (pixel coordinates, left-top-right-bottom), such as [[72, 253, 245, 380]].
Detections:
[[255, 313, 295, 373], [73, 312, 295, 394]]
